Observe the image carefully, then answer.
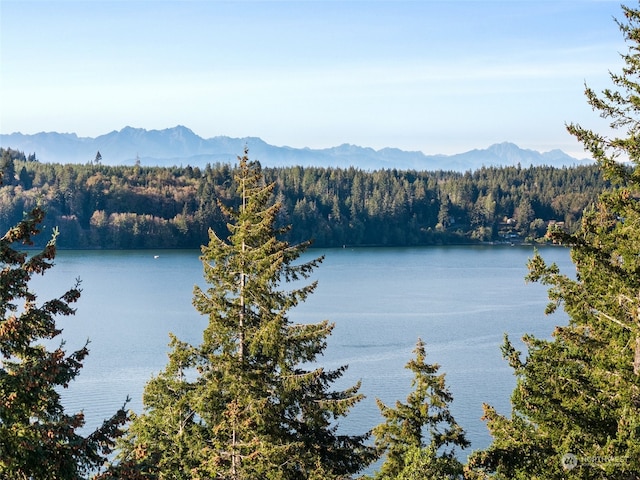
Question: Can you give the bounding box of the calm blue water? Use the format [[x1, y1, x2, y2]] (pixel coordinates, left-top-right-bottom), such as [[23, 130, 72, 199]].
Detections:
[[32, 245, 572, 463]]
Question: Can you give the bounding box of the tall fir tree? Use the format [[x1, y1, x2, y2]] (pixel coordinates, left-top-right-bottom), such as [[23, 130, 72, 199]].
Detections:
[[466, 4, 640, 479], [0, 206, 128, 479], [117, 148, 376, 479], [371, 338, 468, 480], [0, 149, 16, 186]]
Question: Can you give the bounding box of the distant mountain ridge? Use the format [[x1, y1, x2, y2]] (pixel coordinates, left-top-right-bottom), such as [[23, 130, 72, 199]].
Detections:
[[0, 125, 591, 171]]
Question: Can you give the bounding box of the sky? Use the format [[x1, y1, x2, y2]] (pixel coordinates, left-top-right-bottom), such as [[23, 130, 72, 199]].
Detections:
[[0, 0, 633, 157]]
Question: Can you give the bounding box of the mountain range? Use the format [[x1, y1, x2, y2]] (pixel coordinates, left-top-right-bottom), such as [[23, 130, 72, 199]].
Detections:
[[0, 125, 591, 171]]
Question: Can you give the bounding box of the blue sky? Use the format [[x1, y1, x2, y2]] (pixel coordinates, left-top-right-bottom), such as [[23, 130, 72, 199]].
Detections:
[[0, 1, 631, 157]]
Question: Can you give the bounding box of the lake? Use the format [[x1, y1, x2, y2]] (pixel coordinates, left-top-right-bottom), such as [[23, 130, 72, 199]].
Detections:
[[32, 245, 572, 464]]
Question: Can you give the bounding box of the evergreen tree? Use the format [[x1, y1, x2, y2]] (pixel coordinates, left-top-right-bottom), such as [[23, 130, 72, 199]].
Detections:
[[372, 339, 468, 480], [466, 5, 640, 479], [2, 155, 608, 249], [117, 148, 375, 478], [0, 149, 16, 186], [0, 207, 128, 479]]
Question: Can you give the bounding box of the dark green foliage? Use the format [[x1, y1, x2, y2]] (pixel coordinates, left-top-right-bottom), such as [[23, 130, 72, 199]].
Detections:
[[115, 149, 376, 479], [0, 150, 16, 187], [0, 207, 128, 479], [0, 147, 606, 249], [466, 5, 640, 479], [371, 339, 468, 480]]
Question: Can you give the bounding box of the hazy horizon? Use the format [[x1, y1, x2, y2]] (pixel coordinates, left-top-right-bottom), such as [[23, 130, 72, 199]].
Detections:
[[1, 1, 629, 158]]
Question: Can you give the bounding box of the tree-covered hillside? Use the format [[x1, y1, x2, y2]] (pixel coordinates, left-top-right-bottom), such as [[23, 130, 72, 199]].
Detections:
[[0, 147, 604, 249]]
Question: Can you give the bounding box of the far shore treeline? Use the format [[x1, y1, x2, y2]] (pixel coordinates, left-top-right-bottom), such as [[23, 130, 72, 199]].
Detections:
[[0, 147, 605, 249]]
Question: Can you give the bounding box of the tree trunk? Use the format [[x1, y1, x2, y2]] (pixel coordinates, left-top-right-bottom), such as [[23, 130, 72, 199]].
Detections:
[[634, 335, 640, 376]]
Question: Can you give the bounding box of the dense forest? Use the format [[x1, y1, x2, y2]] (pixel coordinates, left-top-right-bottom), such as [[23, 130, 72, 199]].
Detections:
[[0, 147, 604, 249], [4, 2, 640, 478]]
